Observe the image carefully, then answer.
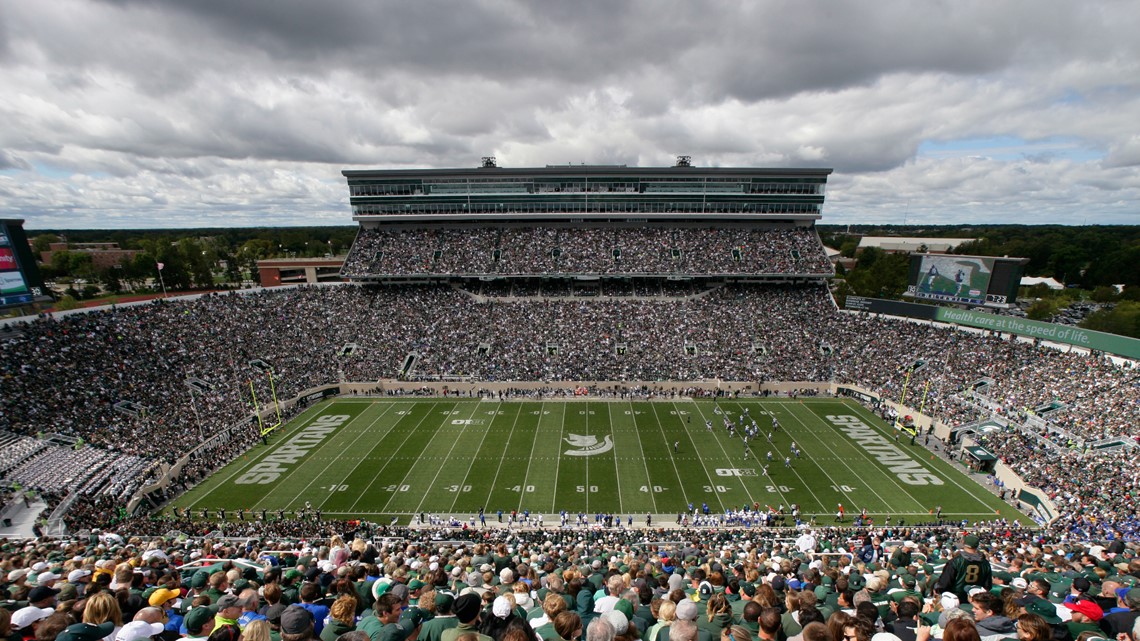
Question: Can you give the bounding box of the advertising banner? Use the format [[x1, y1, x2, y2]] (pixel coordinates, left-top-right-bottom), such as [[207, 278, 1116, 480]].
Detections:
[[934, 307, 1140, 360]]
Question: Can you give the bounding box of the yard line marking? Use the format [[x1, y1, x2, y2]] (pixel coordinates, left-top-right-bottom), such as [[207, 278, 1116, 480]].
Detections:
[[686, 401, 758, 509], [414, 402, 484, 516], [183, 400, 332, 510], [346, 401, 445, 514], [782, 401, 920, 513], [450, 402, 505, 514], [646, 401, 691, 508], [375, 401, 467, 514], [516, 401, 548, 513], [604, 404, 624, 516], [702, 399, 784, 508], [650, 402, 725, 513], [550, 399, 568, 513], [841, 400, 1005, 515], [301, 401, 399, 511], [627, 400, 658, 514], [482, 401, 525, 511], [771, 401, 887, 513]]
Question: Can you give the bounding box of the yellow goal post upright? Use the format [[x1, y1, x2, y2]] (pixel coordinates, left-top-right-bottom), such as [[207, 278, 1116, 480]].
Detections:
[[894, 364, 921, 436], [249, 367, 283, 438]]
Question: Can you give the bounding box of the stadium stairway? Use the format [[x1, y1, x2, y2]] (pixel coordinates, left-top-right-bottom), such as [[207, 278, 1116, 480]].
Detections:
[[0, 497, 48, 539]]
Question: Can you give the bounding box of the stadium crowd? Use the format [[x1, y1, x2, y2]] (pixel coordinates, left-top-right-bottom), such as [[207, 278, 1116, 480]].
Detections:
[[0, 251, 1137, 535], [0, 524, 1137, 641], [340, 227, 832, 276]]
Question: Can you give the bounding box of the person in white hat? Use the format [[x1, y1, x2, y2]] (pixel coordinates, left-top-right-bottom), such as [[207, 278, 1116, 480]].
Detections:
[[11, 606, 55, 635]]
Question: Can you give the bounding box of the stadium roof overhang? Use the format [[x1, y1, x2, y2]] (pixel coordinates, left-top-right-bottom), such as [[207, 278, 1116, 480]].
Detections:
[[342, 166, 834, 179], [351, 212, 822, 223]]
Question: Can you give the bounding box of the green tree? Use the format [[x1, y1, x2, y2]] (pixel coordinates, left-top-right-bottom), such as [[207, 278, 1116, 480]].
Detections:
[[1080, 302, 1140, 339], [31, 234, 60, 254], [99, 268, 123, 295], [1089, 286, 1118, 303], [1026, 299, 1059, 321], [54, 295, 79, 311]]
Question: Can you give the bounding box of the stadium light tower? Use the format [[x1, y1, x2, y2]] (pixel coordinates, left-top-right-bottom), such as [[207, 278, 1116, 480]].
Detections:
[[481, 156, 497, 168], [675, 155, 692, 167]]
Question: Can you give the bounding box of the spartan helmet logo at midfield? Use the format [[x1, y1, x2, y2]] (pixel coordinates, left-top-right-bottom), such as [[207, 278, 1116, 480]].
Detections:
[[562, 433, 615, 457]]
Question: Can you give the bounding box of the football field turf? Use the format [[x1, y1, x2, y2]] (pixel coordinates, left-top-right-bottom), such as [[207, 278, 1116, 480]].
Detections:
[[172, 397, 1025, 525]]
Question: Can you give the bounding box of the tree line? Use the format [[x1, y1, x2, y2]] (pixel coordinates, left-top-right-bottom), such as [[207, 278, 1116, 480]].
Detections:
[[31, 227, 358, 297], [819, 224, 1140, 339]]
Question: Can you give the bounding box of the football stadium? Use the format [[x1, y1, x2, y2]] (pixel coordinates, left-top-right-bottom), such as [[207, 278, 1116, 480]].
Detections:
[[1, 162, 1138, 641]]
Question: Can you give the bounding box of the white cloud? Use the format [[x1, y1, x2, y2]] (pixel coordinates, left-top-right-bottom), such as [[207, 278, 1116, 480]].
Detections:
[[0, 0, 1137, 228]]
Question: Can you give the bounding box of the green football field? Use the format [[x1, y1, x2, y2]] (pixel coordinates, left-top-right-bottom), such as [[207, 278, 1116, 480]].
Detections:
[[172, 397, 1025, 526]]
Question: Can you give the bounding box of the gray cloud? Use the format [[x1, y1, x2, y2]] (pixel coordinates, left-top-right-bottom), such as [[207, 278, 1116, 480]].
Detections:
[[0, 0, 1138, 227]]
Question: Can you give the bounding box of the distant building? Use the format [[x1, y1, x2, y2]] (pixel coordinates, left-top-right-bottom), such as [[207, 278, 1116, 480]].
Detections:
[[257, 256, 346, 287], [856, 236, 975, 254], [40, 242, 142, 270], [1020, 276, 1064, 290]]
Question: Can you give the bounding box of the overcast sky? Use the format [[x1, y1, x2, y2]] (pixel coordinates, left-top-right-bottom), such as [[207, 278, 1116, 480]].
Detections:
[[2, 0, 1139, 229]]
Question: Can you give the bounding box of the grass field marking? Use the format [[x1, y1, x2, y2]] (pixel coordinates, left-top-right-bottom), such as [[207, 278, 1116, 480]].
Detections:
[[606, 404, 624, 516], [312, 400, 408, 511], [764, 401, 877, 514], [646, 402, 692, 508], [584, 400, 590, 514], [627, 400, 659, 514], [778, 400, 906, 513], [736, 400, 834, 514], [650, 402, 725, 513], [182, 400, 331, 511], [684, 401, 759, 510], [376, 400, 468, 515], [516, 400, 548, 513], [347, 400, 445, 514], [414, 401, 485, 516], [784, 400, 933, 514], [840, 400, 1010, 517], [550, 398, 568, 513], [798, 399, 957, 508], [714, 400, 827, 514], [480, 400, 526, 513], [283, 400, 401, 512], [448, 401, 503, 514], [327, 400, 444, 515]]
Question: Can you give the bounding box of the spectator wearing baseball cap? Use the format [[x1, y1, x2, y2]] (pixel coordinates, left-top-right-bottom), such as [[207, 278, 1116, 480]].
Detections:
[[441, 594, 491, 641], [417, 593, 457, 641], [25, 586, 58, 610], [1098, 587, 1140, 639], [113, 620, 164, 641], [184, 606, 218, 641], [147, 588, 180, 629], [65, 569, 93, 600], [933, 535, 992, 602], [215, 594, 251, 630], [1062, 598, 1103, 640], [56, 622, 115, 641], [278, 606, 314, 641], [10, 606, 53, 640]]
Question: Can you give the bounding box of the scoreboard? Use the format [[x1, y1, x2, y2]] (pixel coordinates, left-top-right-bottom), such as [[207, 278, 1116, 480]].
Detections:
[[905, 253, 1027, 308], [0, 220, 49, 309]]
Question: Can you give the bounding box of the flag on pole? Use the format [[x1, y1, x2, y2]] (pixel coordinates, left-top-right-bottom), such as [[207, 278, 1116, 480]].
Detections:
[[156, 262, 165, 271]]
